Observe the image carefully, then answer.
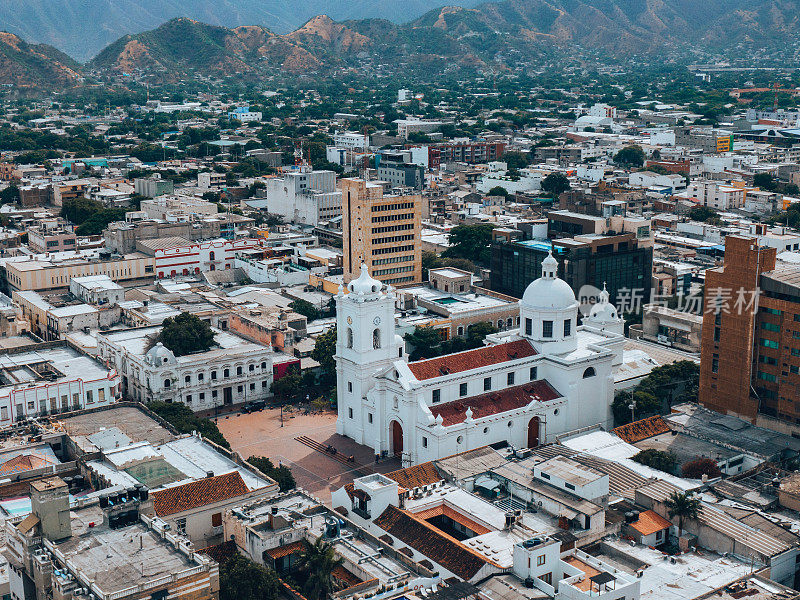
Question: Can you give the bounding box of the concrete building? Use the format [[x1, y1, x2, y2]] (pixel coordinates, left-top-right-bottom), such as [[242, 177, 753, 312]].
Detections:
[[5, 477, 220, 600], [134, 174, 174, 198], [51, 179, 93, 207], [4, 252, 154, 293], [341, 178, 422, 286], [394, 118, 445, 139], [263, 167, 342, 226], [26, 224, 77, 254], [333, 131, 369, 150], [104, 217, 222, 254], [134, 237, 270, 278], [198, 172, 226, 189], [0, 341, 119, 426], [641, 305, 703, 353], [376, 152, 425, 190], [13, 289, 119, 340], [684, 181, 746, 210], [699, 236, 800, 435], [97, 326, 277, 410], [140, 196, 219, 220]]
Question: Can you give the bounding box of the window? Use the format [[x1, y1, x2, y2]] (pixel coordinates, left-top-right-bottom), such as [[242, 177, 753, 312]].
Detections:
[[565, 482, 575, 491], [86, 390, 94, 403], [176, 518, 186, 535], [525, 318, 532, 336], [212, 390, 218, 398], [422, 437, 428, 448], [583, 367, 596, 378], [761, 339, 780, 349], [261, 361, 267, 369], [199, 393, 205, 400], [185, 375, 191, 384], [563, 319, 571, 337], [460, 383, 468, 397], [484, 377, 492, 391], [759, 355, 778, 366], [346, 327, 354, 349], [249, 364, 255, 371], [542, 320, 553, 338], [348, 407, 353, 419], [212, 513, 222, 527], [224, 368, 230, 378], [373, 328, 381, 349], [237, 385, 243, 393], [348, 381, 353, 393], [530, 366, 538, 381], [198, 373, 204, 381], [186, 395, 192, 403], [250, 383, 255, 391], [757, 371, 777, 382], [163, 379, 170, 388], [711, 355, 719, 374], [507, 372, 515, 386], [368, 413, 373, 424], [540, 472, 550, 480], [537, 555, 546, 566], [98, 389, 105, 402], [211, 371, 217, 380], [791, 365, 799, 374], [0, 407, 6, 421], [237, 366, 243, 375], [432, 389, 441, 403], [714, 327, 721, 342], [762, 322, 780, 332]]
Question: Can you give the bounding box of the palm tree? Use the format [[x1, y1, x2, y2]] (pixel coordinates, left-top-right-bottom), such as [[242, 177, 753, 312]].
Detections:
[[665, 491, 701, 537], [294, 537, 344, 600]]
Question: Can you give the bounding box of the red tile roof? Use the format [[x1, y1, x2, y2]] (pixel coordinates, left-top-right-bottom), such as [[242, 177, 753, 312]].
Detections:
[[385, 462, 442, 489], [407, 340, 536, 380], [265, 540, 306, 559], [411, 504, 492, 535], [151, 471, 249, 517], [630, 510, 671, 536], [374, 505, 494, 580], [0, 454, 54, 476], [430, 380, 561, 426], [613, 416, 670, 444]]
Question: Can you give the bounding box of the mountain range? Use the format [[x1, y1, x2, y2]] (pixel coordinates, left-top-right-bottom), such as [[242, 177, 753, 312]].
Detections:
[[0, 0, 483, 62], [3, 0, 800, 89]]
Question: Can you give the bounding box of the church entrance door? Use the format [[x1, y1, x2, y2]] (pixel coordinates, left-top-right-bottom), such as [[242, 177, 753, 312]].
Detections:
[[527, 417, 540, 448], [391, 421, 403, 456]]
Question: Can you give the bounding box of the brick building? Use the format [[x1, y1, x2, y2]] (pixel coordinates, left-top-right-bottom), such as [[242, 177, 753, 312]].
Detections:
[[699, 236, 800, 433]]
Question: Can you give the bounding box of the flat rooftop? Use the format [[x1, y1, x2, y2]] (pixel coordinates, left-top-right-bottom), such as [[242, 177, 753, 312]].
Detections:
[[58, 406, 176, 449], [54, 505, 198, 595]]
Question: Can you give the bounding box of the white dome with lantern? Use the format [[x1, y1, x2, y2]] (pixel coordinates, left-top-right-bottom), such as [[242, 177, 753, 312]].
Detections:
[[145, 342, 177, 366], [347, 263, 385, 299], [519, 251, 579, 355], [521, 252, 578, 311], [584, 283, 624, 335]]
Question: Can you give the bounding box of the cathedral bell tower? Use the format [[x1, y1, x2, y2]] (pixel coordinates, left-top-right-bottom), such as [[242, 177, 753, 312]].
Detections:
[[335, 264, 402, 442]]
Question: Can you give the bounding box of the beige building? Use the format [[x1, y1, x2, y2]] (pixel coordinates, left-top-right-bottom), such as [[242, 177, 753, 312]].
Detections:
[[340, 178, 422, 286], [5, 253, 154, 292]]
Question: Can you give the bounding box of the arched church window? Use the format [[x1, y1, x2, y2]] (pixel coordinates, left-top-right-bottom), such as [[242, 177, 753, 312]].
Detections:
[[346, 328, 353, 349], [373, 328, 381, 349], [583, 367, 596, 378]]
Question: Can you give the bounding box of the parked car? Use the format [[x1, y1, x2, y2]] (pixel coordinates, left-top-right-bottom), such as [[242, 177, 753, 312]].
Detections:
[[243, 400, 266, 413]]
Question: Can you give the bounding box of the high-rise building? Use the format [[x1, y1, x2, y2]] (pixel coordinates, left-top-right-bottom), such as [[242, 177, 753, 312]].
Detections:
[[341, 178, 422, 286], [699, 236, 800, 433], [263, 166, 342, 226]]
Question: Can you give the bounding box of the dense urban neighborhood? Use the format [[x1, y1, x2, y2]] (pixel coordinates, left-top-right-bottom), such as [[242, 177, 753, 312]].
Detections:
[[3, 3, 800, 600]]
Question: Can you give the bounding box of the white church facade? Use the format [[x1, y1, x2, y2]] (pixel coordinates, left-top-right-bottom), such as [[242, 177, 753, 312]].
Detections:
[[335, 256, 627, 467]]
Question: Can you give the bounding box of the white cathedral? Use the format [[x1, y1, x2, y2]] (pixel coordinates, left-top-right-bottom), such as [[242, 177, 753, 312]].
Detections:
[[335, 254, 627, 466]]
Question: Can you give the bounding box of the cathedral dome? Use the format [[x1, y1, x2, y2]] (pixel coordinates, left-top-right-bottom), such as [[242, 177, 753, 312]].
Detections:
[[145, 342, 177, 366], [348, 263, 383, 295], [589, 284, 619, 322], [520, 252, 577, 311]]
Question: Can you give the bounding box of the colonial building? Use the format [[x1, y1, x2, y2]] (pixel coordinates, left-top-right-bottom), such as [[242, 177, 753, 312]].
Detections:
[[335, 256, 625, 466], [96, 326, 278, 410]]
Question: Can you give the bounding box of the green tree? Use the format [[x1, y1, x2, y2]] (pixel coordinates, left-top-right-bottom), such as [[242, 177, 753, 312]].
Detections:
[[220, 552, 279, 600], [443, 223, 496, 264], [681, 458, 722, 480], [466, 321, 499, 345], [61, 196, 104, 224], [665, 491, 701, 536], [290, 299, 319, 321], [404, 326, 444, 361], [487, 185, 509, 198], [293, 538, 344, 600], [689, 206, 719, 224], [147, 401, 229, 449], [632, 449, 678, 473], [312, 327, 337, 390], [503, 150, 530, 170], [614, 145, 646, 167], [541, 172, 571, 197], [0, 185, 20, 205], [753, 172, 776, 191], [247, 456, 296, 491], [156, 312, 216, 356], [271, 366, 303, 403]]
